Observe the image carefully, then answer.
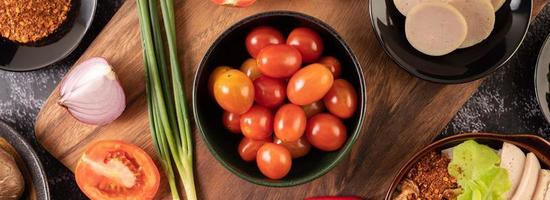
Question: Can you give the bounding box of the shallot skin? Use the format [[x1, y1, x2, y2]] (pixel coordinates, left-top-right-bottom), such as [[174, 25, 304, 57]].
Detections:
[[59, 57, 126, 125]]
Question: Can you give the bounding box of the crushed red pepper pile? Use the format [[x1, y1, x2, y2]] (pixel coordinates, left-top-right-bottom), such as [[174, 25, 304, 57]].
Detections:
[[394, 151, 461, 200], [0, 0, 71, 43]]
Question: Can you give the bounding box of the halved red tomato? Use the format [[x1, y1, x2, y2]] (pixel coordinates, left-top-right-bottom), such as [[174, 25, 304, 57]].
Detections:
[[75, 140, 160, 200], [210, 0, 257, 7]]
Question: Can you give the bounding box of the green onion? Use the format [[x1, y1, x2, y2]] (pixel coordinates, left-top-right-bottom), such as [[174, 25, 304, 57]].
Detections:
[[137, 0, 197, 199]]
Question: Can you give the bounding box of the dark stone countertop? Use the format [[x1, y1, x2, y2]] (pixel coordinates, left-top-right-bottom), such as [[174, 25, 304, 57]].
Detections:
[[0, 1, 549, 199]]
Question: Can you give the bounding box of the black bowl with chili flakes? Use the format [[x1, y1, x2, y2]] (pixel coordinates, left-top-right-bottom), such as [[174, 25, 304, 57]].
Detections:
[[0, 0, 96, 71], [0, 0, 76, 45]]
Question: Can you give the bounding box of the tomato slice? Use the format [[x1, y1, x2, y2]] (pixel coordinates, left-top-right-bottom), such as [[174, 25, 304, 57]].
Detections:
[[75, 140, 160, 200], [210, 0, 257, 7]]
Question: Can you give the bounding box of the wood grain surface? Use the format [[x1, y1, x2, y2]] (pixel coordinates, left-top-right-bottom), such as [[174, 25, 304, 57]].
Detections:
[[34, 0, 549, 199]]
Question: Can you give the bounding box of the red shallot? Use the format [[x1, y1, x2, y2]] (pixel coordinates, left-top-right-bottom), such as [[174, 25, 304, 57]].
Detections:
[[59, 57, 126, 125]]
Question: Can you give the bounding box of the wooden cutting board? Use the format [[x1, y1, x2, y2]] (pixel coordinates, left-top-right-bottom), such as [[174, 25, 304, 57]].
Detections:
[[35, 0, 549, 199]]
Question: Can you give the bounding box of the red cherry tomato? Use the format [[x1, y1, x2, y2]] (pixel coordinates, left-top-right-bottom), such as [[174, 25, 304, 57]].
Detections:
[[287, 63, 334, 105], [253, 76, 286, 108], [240, 58, 262, 80], [302, 101, 326, 118], [211, 0, 256, 7], [274, 136, 311, 158], [256, 143, 292, 179], [287, 27, 324, 63], [238, 137, 271, 162], [213, 70, 255, 114], [208, 66, 232, 97], [274, 104, 307, 142], [240, 105, 273, 140], [306, 114, 347, 151], [257, 44, 302, 78], [323, 79, 358, 119], [319, 56, 342, 78], [222, 111, 241, 134], [246, 26, 284, 58]]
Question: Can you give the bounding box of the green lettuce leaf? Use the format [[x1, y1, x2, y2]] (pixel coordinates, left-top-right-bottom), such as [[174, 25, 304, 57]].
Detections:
[[448, 140, 512, 200]]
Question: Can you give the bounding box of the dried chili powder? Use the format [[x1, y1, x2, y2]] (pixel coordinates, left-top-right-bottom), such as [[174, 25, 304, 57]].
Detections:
[[0, 0, 71, 43], [395, 151, 461, 200]]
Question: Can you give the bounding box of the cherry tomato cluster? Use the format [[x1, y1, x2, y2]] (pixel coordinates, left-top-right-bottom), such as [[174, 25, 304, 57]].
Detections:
[[209, 26, 358, 179]]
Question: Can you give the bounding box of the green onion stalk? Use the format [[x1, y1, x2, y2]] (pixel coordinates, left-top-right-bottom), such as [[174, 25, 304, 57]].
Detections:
[[137, 0, 197, 199]]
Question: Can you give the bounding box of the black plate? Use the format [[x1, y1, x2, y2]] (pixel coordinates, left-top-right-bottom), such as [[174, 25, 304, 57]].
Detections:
[[0, 0, 97, 71], [0, 121, 49, 200], [370, 0, 532, 84], [535, 34, 550, 123]]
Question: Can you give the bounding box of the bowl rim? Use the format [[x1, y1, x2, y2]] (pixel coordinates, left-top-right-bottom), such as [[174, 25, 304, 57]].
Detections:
[[0, 0, 98, 72], [534, 34, 550, 123], [384, 132, 550, 200], [0, 121, 50, 200], [192, 10, 367, 187], [368, 0, 533, 84]]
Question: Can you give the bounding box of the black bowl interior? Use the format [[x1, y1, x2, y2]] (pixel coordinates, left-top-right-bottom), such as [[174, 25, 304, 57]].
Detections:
[[0, 0, 97, 71], [370, 0, 532, 83], [193, 11, 365, 187]]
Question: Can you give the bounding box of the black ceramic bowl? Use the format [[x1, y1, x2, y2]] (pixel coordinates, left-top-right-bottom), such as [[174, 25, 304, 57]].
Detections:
[[370, 0, 532, 84], [535, 34, 550, 123], [0, 121, 49, 200], [193, 11, 366, 187], [385, 133, 550, 200], [0, 0, 97, 71]]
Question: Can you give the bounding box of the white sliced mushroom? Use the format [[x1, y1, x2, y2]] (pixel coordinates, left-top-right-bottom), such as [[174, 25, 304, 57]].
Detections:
[[533, 169, 550, 200], [511, 153, 541, 200], [405, 2, 468, 56], [447, 0, 496, 48], [500, 142, 527, 199]]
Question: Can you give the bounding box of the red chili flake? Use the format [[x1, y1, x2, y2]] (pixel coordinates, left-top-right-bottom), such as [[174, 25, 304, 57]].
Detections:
[[0, 0, 71, 43]]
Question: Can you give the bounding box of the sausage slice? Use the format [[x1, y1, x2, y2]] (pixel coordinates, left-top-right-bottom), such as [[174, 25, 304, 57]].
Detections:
[[448, 0, 496, 48], [405, 2, 468, 56]]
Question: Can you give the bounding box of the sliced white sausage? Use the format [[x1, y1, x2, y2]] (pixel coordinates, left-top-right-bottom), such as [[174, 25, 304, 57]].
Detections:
[[492, 0, 506, 11], [500, 142, 527, 199], [447, 0, 496, 48], [394, 0, 447, 16], [533, 170, 550, 200], [511, 153, 541, 200], [405, 2, 468, 56], [394, 0, 425, 16]]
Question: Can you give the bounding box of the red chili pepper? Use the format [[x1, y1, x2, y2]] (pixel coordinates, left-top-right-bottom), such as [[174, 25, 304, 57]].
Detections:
[[305, 196, 362, 200]]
